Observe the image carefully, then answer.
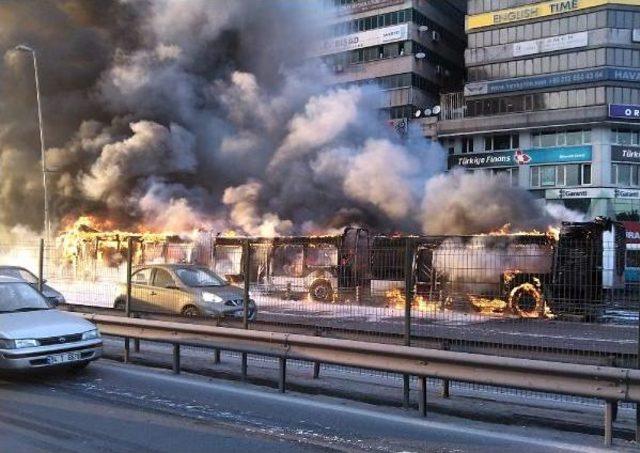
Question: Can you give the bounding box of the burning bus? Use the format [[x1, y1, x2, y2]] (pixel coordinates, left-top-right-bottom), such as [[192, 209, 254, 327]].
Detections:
[[411, 217, 626, 318], [212, 233, 344, 302], [209, 218, 625, 317], [56, 215, 626, 319]]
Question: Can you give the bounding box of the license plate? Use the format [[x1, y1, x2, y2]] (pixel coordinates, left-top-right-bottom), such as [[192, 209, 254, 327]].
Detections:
[[46, 352, 81, 365]]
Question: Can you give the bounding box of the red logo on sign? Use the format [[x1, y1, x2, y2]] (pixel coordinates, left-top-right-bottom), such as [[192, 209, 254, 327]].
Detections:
[[514, 149, 531, 165]]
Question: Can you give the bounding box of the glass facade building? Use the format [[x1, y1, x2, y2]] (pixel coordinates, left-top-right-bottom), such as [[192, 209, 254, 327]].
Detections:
[[439, 0, 640, 222]]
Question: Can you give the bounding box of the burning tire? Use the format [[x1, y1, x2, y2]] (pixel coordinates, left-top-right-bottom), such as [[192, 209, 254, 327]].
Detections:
[[508, 283, 546, 317], [309, 279, 333, 302]]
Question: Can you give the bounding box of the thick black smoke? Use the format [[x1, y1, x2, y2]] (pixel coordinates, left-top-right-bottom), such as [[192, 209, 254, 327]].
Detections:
[[0, 0, 572, 237]]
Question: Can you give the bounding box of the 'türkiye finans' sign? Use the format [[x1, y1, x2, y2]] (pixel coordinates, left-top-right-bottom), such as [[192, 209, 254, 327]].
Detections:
[[448, 146, 592, 169]]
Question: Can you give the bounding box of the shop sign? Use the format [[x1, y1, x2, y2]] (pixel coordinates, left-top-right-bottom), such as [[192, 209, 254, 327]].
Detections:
[[465, 67, 640, 96], [546, 187, 640, 199], [466, 0, 639, 30], [317, 23, 408, 55], [614, 188, 640, 199], [334, 0, 404, 16], [448, 145, 591, 169], [609, 104, 640, 120], [622, 221, 640, 244], [513, 31, 588, 57], [612, 145, 640, 162]]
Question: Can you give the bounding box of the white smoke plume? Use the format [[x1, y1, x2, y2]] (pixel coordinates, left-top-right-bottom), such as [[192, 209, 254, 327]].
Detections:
[[0, 0, 582, 238]]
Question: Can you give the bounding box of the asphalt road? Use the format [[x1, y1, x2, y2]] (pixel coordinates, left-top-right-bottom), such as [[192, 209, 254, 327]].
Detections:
[[0, 360, 619, 452]]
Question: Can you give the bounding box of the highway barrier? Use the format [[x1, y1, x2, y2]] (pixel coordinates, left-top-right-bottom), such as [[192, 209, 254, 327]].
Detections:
[[83, 312, 640, 447]]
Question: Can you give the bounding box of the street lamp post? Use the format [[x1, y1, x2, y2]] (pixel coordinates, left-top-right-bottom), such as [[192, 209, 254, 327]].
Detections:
[[13, 44, 50, 242]]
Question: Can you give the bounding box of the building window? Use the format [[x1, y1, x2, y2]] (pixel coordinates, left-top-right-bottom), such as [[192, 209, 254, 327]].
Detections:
[[446, 139, 455, 156], [612, 163, 640, 187], [464, 87, 606, 118], [484, 134, 519, 151], [531, 129, 591, 148], [462, 137, 474, 154], [531, 164, 591, 187], [492, 168, 519, 186], [611, 128, 640, 145], [582, 164, 592, 185]]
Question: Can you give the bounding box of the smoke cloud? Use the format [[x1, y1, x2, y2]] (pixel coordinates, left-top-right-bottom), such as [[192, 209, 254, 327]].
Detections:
[[421, 170, 554, 235], [0, 0, 579, 238]]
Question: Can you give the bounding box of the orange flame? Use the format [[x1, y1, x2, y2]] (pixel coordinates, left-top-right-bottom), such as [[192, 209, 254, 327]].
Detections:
[[384, 288, 438, 312]]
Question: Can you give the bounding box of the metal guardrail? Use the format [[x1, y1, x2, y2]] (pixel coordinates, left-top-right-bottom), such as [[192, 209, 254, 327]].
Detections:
[[83, 313, 639, 446], [61, 304, 637, 367]]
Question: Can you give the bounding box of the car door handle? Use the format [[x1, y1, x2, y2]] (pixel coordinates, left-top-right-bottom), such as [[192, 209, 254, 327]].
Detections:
[[150, 291, 157, 296]]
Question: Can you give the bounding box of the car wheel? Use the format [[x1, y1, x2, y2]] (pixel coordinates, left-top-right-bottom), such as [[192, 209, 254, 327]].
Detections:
[[114, 297, 126, 311], [309, 280, 333, 302], [181, 305, 202, 318], [247, 300, 257, 321]]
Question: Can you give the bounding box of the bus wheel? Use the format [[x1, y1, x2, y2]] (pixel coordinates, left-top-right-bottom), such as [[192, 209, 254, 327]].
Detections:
[[309, 280, 333, 302], [508, 283, 546, 318]]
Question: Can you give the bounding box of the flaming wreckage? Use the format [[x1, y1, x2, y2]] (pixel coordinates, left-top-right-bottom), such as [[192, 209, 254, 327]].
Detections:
[[58, 217, 626, 319]]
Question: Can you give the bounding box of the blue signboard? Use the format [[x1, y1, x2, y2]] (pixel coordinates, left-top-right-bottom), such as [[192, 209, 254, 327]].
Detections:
[[448, 146, 592, 169], [527, 145, 592, 164], [609, 104, 640, 120], [465, 67, 640, 96]]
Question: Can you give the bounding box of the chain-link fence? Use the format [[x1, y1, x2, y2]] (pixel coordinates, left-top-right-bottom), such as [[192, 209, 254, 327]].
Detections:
[[0, 218, 636, 372]]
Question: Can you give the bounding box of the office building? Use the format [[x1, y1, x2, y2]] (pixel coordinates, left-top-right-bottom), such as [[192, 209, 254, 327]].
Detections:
[[320, 0, 467, 134], [439, 0, 640, 222]]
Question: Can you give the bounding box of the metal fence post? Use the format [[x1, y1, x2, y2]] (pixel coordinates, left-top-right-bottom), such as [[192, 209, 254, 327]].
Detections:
[[38, 238, 44, 293], [279, 357, 287, 393], [126, 237, 133, 318], [241, 239, 250, 380], [133, 313, 140, 353], [605, 400, 613, 447], [637, 298, 640, 443], [419, 376, 427, 417], [213, 348, 221, 364], [403, 238, 413, 409], [124, 237, 133, 363], [173, 344, 180, 374]]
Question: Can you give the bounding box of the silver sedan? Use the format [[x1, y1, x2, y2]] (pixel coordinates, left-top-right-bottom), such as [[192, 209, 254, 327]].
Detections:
[[0, 276, 102, 371]]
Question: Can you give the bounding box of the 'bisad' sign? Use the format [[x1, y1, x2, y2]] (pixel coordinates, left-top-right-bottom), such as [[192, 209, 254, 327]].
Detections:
[[466, 0, 640, 31]]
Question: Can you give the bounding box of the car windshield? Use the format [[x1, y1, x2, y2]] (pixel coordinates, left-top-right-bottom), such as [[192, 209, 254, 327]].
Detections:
[[0, 268, 38, 284], [175, 267, 228, 287], [0, 282, 50, 313]]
